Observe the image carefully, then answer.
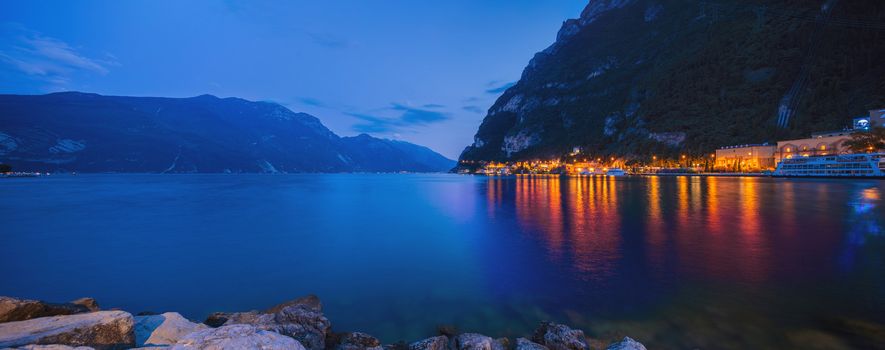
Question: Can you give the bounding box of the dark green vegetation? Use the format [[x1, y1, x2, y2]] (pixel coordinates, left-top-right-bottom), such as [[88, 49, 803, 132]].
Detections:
[[0, 164, 11, 173], [459, 0, 885, 166], [842, 127, 885, 153], [0, 92, 454, 173]]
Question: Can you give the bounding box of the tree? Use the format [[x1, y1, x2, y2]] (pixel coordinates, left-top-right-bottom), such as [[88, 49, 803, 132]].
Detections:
[[0, 164, 11, 173], [842, 127, 885, 153]]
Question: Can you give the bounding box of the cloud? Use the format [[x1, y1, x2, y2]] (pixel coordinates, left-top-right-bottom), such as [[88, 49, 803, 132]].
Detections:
[[297, 97, 327, 108], [485, 81, 516, 94], [24, 36, 110, 74], [391, 103, 448, 124], [350, 103, 450, 133], [307, 32, 349, 49], [423, 103, 445, 109], [0, 26, 117, 90], [348, 113, 396, 133], [462, 105, 485, 114]]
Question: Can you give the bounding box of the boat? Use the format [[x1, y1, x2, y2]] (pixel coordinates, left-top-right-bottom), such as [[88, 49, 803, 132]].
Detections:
[[773, 153, 885, 178], [605, 168, 627, 176], [579, 168, 603, 176]]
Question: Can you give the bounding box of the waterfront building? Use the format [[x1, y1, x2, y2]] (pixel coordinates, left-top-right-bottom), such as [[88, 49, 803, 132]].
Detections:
[[854, 108, 885, 129], [715, 144, 777, 172], [775, 109, 885, 164], [776, 130, 854, 164], [482, 162, 510, 175]]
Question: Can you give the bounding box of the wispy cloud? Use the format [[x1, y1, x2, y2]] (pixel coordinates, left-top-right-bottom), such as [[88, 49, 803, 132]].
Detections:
[[24, 36, 110, 74], [462, 105, 485, 114], [297, 97, 328, 108], [485, 81, 516, 94], [423, 103, 445, 109], [350, 103, 450, 133], [307, 32, 349, 49], [348, 113, 396, 133], [0, 26, 117, 90], [391, 103, 448, 124]]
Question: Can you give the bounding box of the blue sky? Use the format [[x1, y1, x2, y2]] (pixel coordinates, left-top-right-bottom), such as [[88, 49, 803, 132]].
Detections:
[[0, 0, 586, 158]]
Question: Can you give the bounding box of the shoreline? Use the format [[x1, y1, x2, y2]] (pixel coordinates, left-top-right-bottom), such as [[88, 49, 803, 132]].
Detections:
[[5, 172, 885, 180], [0, 295, 646, 350], [477, 173, 885, 179]]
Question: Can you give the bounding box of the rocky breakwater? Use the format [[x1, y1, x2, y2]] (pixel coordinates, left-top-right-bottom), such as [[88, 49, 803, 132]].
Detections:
[[0, 295, 646, 350]]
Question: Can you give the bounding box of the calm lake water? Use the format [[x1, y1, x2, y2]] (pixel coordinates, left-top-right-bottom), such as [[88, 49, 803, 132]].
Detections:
[[1, 174, 884, 349]]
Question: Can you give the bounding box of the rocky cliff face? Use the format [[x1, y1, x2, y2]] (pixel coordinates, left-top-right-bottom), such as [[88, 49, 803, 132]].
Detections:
[[459, 0, 885, 164], [0, 92, 454, 173]]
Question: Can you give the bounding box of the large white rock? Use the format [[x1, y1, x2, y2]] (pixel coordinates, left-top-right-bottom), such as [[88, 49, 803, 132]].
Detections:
[[211, 297, 330, 350], [454, 334, 505, 350], [605, 337, 646, 350], [515, 338, 548, 350], [531, 323, 589, 350], [170, 324, 305, 350], [0, 311, 134, 349], [408, 335, 448, 350], [135, 312, 207, 346]]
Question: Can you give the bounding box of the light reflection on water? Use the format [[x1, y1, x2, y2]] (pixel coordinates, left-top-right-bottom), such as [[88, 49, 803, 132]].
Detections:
[[478, 175, 885, 349], [486, 176, 782, 285], [1, 174, 884, 349]]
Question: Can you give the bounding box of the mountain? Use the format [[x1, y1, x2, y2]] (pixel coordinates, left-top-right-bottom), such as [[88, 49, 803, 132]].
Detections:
[[340, 134, 456, 173], [458, 0, 885, 166], [0, 92, 455, 173]]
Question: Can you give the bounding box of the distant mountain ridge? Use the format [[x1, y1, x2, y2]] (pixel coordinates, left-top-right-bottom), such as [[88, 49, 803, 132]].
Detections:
[[0, 92, 455, 173], [459, 0, 885, 165]]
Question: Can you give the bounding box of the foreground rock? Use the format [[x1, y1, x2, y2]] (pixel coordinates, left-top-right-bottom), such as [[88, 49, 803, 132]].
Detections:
[[206, 297, 330, 350], [332, 332, 382, 350], [531, 323, 589, 350], [263, 295, 322, 315], [335, 332, 380, 350], [134, 312, 207, 346], [0, 297, 96, 323], [170, 324, 305, 350], [1, 294, 649, 350], [0, 311, 134, 349], [69, 299, 100, 313], [6, 345, 97, 350], [605, 337, 646, 350], [454, 333, 506, 350], [515, 338, 548, 350], [408, 335, 448, 350]]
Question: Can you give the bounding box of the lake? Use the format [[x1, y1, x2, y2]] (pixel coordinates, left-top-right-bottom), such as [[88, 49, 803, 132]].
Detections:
[[1, 174, 884, 349]]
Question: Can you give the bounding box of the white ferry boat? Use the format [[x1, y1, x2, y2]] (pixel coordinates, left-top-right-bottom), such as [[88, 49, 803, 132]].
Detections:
[[773, 153, 885, 178], [605, 168, 628, 176]]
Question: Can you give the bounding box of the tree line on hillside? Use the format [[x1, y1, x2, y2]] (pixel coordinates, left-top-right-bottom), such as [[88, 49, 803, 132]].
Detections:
[[843, 127, 885, 153]]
